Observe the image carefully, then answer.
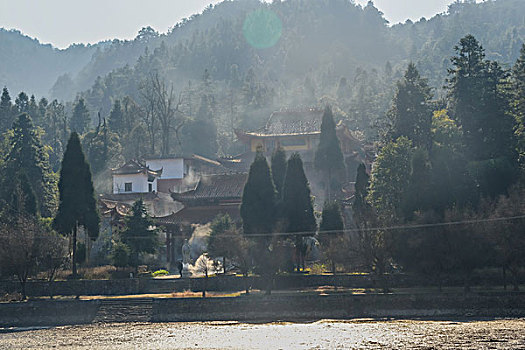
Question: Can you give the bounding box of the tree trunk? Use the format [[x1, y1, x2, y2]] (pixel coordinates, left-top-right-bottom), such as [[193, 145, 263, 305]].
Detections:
[[203, 272, 207, 298], [244, 273, 250, 295], [72, 224, 78, 279]]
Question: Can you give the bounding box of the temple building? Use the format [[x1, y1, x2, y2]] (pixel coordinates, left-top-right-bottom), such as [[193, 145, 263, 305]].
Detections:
[[234, 107, 368, 181], [111, 159, 162, 194]]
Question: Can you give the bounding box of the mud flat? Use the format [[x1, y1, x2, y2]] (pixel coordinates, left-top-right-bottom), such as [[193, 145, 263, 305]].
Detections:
[[1, 318, 525, 349]]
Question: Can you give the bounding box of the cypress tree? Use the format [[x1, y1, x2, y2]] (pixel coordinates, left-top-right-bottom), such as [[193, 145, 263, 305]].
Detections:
[[54, 132, 99, 278], [120, 199, 158, 269], [282, 153, 316, 271], [314, 105, 345, 200], [70, 98, 90, 134], [319, 201, 345, 274], [271, 146, 287, 197], [182, 95, 218, 158], [240, 149, 276, 237]]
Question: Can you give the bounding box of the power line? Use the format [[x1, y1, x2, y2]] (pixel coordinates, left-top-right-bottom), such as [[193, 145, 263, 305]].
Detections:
[[1, 213, 524, 240]]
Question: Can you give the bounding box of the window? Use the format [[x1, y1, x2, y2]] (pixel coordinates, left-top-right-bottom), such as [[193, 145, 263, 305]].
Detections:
[[148, 183, 153, 192], [124, 182, 133, 192]]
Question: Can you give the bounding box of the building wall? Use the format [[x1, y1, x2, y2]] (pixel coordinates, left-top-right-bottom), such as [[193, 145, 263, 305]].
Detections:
[[250, 135, 318, 153], [146, 158, 185, 179], [113, 173, 157, 194]]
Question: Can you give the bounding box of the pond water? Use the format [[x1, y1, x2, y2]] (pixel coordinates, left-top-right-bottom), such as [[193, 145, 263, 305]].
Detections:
[[1, 319, 524, 349]]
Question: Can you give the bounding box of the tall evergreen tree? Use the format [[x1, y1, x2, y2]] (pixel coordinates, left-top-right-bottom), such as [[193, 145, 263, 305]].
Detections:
[[513, 44, 525, 163], [271, 146, 287, 197], [386, 63, 433, 149], [0, 87, 13, 132], [447, 35, 517, 197], [240, 149, 276, 237], [9, 172, 38, 217], [314, 105, 345, 200], [282, 153, 316, 271], [120, 199, 158, 269], [108, 99, 125, 134], [368, 137, 412, 222], [3, 113, 56, 217], [54, 132, 99, 278], [70, 98, 90, 134], [319, 201, 346, 274], [182, 95, 218, 158], [14, 92, 29, 114]]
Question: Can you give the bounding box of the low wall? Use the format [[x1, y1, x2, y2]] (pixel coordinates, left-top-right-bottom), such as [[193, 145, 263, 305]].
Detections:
[[1, 292, 525, 327], [0, 299, 99, 327], [0, 273, 467, 298]]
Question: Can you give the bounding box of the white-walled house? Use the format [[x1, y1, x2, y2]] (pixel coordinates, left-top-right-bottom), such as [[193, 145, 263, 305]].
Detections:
[[145, 157, 189, 193], [112, 160, 162, 194]]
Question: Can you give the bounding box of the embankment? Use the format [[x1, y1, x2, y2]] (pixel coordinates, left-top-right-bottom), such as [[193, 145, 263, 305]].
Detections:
[[1, 292, 525, 328]]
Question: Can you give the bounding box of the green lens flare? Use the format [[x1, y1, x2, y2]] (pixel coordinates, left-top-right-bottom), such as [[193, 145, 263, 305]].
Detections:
[[243, 9, 282, 49]]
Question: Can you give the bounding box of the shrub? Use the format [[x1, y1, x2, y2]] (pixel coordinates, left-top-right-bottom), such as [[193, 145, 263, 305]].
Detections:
[[152, 269, 169, 277]]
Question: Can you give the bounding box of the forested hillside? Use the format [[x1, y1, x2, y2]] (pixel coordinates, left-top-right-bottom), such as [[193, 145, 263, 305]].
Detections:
[[1, 0, 524, 158]]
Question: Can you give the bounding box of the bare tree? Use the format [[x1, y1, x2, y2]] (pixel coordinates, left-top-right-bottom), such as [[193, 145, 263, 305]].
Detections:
[[139, 79, 159, 155], [0, 215, 42, 300], [147, 73, 185, 156]]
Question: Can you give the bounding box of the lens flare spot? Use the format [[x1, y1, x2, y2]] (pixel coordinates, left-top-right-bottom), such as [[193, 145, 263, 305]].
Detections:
[[243, 9, 282, 49]]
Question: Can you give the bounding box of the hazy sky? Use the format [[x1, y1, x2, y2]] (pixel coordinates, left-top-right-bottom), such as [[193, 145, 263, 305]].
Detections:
[[0, 0, 477, 49]]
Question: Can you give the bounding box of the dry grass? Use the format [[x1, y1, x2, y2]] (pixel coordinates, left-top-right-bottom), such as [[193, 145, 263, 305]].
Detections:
[[79, 290, 245, 300]]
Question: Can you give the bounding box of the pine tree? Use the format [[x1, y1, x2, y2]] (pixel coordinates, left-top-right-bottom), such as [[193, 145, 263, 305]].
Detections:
[[447, 35, 517, 196], [3, 113, 56, 217], [240, 149, 276, 237], [14, 92, 29, 114], [54, 132, 99, 278], [9, 172, 38, 217], [0, 87, 13, 132], [282, 153, 316, 271], [314, 105, 345, 200], [108, 99, 125, 134], [271, 146, 287, 197], [70, 98, 90, 134], [120, 199, 158, 268], [386, 63, 433, 149]]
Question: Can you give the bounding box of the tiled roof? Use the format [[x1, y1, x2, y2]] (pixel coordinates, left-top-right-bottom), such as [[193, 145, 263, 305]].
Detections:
[[111, 159, 162, 176], [265, 108, 323, 135], [239, 108, 324, 137], [154, 204, 241, 226], [172, 173, 247, 203]]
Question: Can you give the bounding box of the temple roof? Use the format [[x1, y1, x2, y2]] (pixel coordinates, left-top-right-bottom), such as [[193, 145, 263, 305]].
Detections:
[[172, 173, 247, 203], [154, 204, 241, 226], [236, 108, 324, 139], [111, 159, 162, 176]]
